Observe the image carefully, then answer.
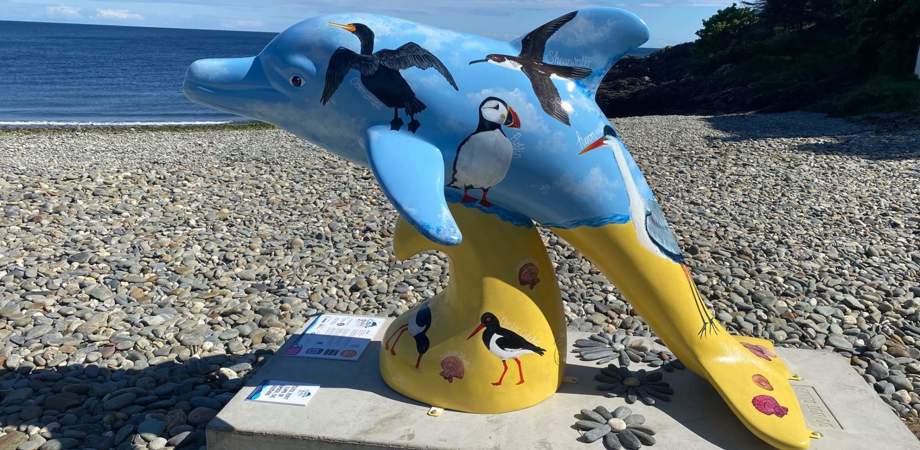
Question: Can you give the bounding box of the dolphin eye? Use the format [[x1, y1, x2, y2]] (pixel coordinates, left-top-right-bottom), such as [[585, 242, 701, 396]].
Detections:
[[290, 75, 303, 87]]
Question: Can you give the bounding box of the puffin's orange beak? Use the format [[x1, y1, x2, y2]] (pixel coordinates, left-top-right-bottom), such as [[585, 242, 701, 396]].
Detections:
[[467, 323, 486, 339], [329, 22, 357, 33], [504, 106, 521, 128], [579, 137, 606, 155]]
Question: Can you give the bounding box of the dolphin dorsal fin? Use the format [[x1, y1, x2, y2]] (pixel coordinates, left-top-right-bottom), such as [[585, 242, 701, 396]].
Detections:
[[511, 8, 650, 97], [365, 126, 462, 246]]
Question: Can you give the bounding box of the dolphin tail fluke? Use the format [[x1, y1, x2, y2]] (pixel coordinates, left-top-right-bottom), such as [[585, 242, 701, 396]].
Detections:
[[512, 8, 649, 96], [733, 335, 796, 380], [554, 224, 815, 450]]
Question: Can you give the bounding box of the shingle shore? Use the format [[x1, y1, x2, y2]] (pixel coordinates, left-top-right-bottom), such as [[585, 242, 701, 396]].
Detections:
[[1, 113, 917, 448]]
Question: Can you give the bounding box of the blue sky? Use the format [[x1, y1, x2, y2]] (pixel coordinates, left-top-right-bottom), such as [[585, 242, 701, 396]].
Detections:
[[1, 0, 734, 47]]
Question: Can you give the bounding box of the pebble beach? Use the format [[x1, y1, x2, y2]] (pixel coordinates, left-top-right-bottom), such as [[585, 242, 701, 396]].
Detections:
[[1, 112, 918, 449]]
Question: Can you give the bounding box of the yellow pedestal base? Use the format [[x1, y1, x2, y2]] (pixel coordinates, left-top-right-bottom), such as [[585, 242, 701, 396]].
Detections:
[[380, 205, 566, 413]]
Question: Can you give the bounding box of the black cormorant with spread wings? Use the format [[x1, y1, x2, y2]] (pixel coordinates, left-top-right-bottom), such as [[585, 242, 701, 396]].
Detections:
[[322, 22, 458, 133], [469, 11, 591, 126]]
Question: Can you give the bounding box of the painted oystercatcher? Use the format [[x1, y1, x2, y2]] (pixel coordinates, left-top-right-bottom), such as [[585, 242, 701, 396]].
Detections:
[[323, 22, 459, 133], [467, 312, 545, 385], [468, 11, 591, 125], [385, 303, 431, 368], [449, 97, 521, 206]]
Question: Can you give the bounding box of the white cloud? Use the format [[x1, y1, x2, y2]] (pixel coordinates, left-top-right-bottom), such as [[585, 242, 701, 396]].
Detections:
[[221, 19, 265, 29], [96, 8, 144, 21], [46, 5, 81, 19], [556, 167, 619, 202]]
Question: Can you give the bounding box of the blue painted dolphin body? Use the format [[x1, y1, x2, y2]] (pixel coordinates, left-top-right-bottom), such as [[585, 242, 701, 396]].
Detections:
[[183, 8, 652, 245], [184, 9, 813, 449]]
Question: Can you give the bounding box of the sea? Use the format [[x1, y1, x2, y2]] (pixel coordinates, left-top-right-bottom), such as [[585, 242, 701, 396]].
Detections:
[[0, 21, 277, 126], [0, 20, 658, 126]]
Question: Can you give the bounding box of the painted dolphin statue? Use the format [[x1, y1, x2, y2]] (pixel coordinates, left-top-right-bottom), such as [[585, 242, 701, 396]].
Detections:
[[184, 8, 814, 449]]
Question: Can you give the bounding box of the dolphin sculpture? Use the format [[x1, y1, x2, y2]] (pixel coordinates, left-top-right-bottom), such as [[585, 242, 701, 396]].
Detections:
[[184, 8, 814, 449]]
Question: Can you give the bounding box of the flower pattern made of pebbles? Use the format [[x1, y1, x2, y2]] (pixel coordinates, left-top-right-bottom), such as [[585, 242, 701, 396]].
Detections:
[[641, 350, 685, 372], [574, 332, 685, 371], [573, 332, 644, 367], [575, 405, 656, 449], [596, 365, 674, 405]]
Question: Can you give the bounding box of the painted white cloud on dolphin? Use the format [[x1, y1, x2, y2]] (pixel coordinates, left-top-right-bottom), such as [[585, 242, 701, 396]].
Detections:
[[555, 166, 620, 203]]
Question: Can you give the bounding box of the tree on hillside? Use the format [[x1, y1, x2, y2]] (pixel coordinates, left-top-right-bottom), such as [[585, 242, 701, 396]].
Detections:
[[695, 4, 758, 52], [846, 0, 920, 75], [743, 0, 841, 29]]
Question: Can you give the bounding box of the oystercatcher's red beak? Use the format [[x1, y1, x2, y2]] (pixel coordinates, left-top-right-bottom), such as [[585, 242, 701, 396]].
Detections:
[[467, 323, 486, 339], [579, 137, 606, 155], [504, 106, 520, 128]]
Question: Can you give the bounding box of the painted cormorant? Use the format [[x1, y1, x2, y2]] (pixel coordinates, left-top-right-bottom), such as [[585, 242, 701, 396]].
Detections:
[[323, 22, 458, 133]]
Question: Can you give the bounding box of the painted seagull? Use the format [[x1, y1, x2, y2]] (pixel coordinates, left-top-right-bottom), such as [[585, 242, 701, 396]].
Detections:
[[449, 97, 521, 207], [467, 312, 545, 385], [322, 22, 459, 133], [579, 125, 718, 336], [469, 11, 590, 125], [385, 302, 431, 368]]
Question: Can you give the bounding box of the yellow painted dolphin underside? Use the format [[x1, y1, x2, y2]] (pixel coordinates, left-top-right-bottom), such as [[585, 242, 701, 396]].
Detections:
[[381, 205, 567, 413], [555, 225, 815, 450], [382, 205, 814, 450]]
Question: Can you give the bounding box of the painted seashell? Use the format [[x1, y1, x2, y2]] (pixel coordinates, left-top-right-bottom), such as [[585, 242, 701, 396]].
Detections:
[[752, 374, 774, 391], [439, 355, 465, 383], [518, 263, 540, 289], [742, 342, 776, 361], [752, 394, 789, 417]]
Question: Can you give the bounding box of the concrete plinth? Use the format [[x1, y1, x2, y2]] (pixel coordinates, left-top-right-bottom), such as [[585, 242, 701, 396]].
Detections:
[[207, 318, 919, 450]]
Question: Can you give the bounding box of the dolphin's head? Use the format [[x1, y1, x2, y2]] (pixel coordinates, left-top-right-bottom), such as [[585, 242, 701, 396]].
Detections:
[[184, 17, 365, 147], [183, 51, 317, 126]]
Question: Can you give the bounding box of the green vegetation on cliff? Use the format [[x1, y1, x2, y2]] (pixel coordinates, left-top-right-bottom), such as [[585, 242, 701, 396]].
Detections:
[[599, 0, 920, 117]]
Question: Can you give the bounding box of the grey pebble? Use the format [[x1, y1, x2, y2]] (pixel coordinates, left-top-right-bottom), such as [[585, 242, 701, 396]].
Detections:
[[103, 393, 136, 411], [19, 436, 47, 450], [581, 425, 612, 443], [187, 407, 217, 425], [147, 437, 168, 450]]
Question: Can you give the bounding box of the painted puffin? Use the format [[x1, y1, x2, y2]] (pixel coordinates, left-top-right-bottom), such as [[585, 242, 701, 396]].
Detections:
[[469, 11, 590, 125], [384, 303, 431, 368], [449, 97, 521, 207], [467, 312, 545, 385], [322, 22, 459, 133], [579, 125, 718, 336]]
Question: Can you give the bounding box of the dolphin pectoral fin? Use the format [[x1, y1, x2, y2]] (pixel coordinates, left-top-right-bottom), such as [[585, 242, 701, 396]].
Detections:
[[554, 224, 813, 450], [366, 126, 461, 247]]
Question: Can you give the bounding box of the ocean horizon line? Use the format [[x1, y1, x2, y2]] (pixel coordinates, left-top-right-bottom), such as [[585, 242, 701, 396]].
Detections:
[[0, 120, 253, 128], [0, 19, 279, 35]]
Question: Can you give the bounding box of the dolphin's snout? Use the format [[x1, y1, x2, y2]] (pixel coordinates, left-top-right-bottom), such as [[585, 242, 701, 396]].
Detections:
[[183, 56, 282, 118], [184, 57, 261, 90]]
